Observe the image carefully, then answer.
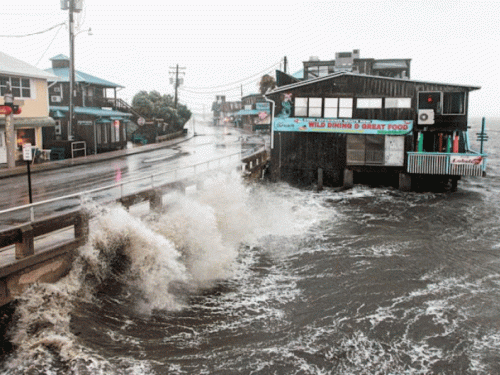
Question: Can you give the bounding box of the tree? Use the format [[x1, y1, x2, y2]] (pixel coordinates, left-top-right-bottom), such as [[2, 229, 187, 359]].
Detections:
[[132, 91, 191, 131], [258, 74, 277, 95]]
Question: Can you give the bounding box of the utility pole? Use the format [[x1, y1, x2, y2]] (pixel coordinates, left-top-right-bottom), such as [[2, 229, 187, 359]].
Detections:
[[62, 0, 83, 140], [169, 64, 186, 109], [68, 0, 75, 140]]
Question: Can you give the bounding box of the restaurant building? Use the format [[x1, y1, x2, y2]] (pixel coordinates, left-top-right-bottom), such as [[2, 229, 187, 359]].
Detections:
[[265, 71, 483, 191]]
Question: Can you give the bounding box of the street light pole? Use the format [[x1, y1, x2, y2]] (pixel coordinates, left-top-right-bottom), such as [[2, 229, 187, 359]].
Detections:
[[68, 0, 75, 140]]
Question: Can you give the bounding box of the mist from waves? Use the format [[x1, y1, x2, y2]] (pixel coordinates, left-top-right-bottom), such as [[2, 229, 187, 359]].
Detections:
[[0, 173, 327, 375]]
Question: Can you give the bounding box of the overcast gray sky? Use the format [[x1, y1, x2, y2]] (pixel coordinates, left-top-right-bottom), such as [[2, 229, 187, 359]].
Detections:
[[2, 1, 499, 118]]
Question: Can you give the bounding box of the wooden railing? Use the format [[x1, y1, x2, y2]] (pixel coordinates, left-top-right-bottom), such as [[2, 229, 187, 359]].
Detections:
[[407, 152, 487, 176]]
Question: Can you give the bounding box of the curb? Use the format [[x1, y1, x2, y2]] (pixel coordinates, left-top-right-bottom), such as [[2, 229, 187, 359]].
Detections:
[[0, 134, 194, 180]]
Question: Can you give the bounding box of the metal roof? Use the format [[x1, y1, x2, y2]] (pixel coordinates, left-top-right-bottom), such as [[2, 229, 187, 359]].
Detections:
[[50, 106, 132, 117], [50, 54, 70, 61], [0, 51, 58, 80], [292, 69, 304, 79], [267, 72, 481, 95], [45, 67, 123, 88]]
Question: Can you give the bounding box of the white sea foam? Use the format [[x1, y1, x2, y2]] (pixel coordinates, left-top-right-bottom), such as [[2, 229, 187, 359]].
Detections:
[[3, 174, 332, 374]]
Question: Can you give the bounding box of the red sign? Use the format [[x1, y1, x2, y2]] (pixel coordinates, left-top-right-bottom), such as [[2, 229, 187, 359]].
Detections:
[[0, 106, 12, 115]]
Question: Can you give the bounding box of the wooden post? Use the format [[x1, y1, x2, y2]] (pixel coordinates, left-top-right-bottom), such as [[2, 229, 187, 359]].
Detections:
[[15, 224, 34, 259], [74, 211, 89, 242], [399, 173, 412, 192], [149, 189, 163, 211], [343, 169, 353, 188], [317, 168, 323, 191]]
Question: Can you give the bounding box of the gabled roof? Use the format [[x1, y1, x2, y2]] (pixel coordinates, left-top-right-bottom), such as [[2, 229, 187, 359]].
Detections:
[[45, 67, 123, 88], [0, 51, 58, 80], [267, 71, 481, 95], [50, 54, 70, 61]]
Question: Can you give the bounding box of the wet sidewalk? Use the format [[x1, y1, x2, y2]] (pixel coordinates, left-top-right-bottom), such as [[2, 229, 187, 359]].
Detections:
[[0, 135, 193, 180]]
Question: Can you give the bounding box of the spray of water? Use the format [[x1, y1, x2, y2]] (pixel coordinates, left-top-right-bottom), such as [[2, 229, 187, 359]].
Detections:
[[2, 174, 320, 373]]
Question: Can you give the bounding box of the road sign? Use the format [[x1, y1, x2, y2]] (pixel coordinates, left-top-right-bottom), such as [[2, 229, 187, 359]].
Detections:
[[138, 117, 146, 126], [22, 143, 32, 161]]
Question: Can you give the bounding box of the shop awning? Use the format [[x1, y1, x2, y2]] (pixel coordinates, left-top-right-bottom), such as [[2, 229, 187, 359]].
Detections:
[[50, 106, 132, 118], [0, 116, 56, 129], [236, 109, 261, 116], [52, 110, 66, 118]]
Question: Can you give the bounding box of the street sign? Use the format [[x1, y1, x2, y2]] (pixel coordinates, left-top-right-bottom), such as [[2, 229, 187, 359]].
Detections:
[[22, 143, 32, 161], [0, 106, 12, 115], [138, 117, 146, 126]]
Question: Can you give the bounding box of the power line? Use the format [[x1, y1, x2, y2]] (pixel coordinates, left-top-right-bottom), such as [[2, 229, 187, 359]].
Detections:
[[36, 24, 65, 66], [0, 22, 66, 38], [182, 59, 282, 91]]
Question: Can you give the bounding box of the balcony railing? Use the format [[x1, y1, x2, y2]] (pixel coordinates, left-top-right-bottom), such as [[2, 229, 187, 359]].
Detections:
[[407, 152, 487, 176]]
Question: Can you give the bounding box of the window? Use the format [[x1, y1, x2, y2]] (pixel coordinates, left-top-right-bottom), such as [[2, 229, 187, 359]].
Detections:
[[308, 97, 322, 117], [0, 76, 31, 98], [294, 97, 308, 117], [324, 98, 338, 117], [318, 66, 329, 77], [443, 92, 465, 115], [385, 98, 411, 108], [307, 66, 319, 78], [418, 92, 441, 112], [357, 98, 382, 109], [339, 98, 353, 118], [17, 129, 36, 149]]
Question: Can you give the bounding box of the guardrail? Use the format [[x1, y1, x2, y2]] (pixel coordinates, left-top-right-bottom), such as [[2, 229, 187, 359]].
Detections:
[[0, 150, 246, 230], [0, 147, 267, 306], [407, 151, 487, 176]]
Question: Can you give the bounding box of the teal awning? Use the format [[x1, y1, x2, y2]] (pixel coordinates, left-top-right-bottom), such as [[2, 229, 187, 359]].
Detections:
[[52, 110, 66, 118], [110, 117, 123, 120], [50, 106, 132, 118], [237, 109, 261, 116]]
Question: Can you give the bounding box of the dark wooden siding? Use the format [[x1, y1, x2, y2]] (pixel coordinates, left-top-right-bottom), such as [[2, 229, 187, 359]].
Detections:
[[268, 75, 470, 131], [272, 132, 346, 171]]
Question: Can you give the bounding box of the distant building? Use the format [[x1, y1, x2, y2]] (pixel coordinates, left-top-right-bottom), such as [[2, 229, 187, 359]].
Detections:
[[303, 50, 411, 80], [211, 95, 242, 126], [236, 94, 271, 133], [0, 51, 57, 164], [45, 54, 133, 155]]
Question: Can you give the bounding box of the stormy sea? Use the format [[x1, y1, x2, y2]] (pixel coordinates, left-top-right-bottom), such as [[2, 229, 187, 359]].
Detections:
[[1, 117, 500, 374]]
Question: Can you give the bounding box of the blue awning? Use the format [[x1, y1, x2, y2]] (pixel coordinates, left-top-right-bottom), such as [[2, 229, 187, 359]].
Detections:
[[50, 106, 132, 118], [52, 110, 66, 118], [237, 109, 261, 116]]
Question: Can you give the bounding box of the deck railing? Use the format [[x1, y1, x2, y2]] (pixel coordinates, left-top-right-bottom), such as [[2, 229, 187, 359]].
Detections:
[[407, 152, 486, 176]]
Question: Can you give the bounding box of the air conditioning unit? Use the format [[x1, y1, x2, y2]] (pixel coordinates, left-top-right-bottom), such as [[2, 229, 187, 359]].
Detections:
[[51, 96, 62, 103], [53, 87, 61, 92], [418, 109, 434, 125]]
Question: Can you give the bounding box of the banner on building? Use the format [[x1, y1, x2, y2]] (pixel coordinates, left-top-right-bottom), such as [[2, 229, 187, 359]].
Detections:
[[450, 155, 483, 165], [274, 117, 413, 135]]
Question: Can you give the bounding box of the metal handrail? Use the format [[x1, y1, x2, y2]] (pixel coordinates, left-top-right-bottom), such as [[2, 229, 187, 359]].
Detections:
[[0, 150, 245, 222]]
